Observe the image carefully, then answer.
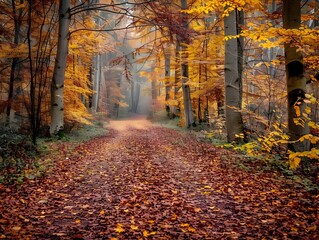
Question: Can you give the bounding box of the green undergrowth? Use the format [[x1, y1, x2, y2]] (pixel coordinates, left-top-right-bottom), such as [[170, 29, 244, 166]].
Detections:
[[0, 126, 37, 184], [229, 144, 318, 193], [173, 122, 319, 193], [150, 110, 182, 130], [0, 116, 108, 185]]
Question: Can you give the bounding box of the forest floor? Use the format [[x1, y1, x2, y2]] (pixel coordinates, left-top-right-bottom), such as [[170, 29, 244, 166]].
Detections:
[[0, 116, 318, 239]]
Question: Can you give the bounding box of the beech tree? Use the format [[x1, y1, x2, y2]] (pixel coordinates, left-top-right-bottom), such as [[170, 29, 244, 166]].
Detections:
[[164, 46, 172, 117], [50, 0, 71, 135], [180, 0, 195, 127], [224, 6, 245, 142], [283, 0, 310, 152], [187, 1, 247, 140]]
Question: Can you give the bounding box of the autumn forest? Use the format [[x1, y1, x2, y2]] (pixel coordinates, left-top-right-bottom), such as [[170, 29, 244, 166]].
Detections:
[[0, 0, 318, 239]]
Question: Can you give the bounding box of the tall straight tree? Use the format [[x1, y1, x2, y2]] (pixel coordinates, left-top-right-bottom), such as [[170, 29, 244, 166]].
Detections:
[[6, 0, 24, 126], [180, 0, 195, 127], [164, 46, 172, 117], [50, 0, 71, 135], [283, 0, 310, 152], [91, 4, 101, 112], [224, 7, 244, 142]]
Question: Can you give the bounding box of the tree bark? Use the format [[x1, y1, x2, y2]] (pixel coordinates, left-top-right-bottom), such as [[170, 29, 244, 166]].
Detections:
[[91, 10, 101, 112], [164, 50, 172, 117], [224, 8, 244, 142], [173, 40, 181, 117], [50, 0, 71, 135], [283, 0, 310, 152], [130, 78, 140, 114], [180, 0, 195, 127], [6, 0, 23, 126], [92, 53, 101, 112], [151, 68, 157, 118]]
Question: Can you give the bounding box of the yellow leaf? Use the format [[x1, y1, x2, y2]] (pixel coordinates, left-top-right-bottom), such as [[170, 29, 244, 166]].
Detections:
[[290, 157, 301, 170], [180, 223, 190, 227], [0, 235, 6, 239], [75, 219, 81, 224], [100, 210, 105, 215], [130, 225, 139, 230], [143, 230, 156, 237], [114, 224, 125, 233], [188, 226, 196, 232]]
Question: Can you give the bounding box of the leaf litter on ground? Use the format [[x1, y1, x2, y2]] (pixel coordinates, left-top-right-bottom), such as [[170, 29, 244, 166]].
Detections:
[[0, 118, 318, 239]]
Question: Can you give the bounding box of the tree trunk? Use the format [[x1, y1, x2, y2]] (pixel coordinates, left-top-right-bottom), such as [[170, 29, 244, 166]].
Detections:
[[50, 0, 71, 135], [113, 73, 122, 118], [283, 0, 310, 152], [173, 40, 181, 117], [92, 53, 101, 112], [164, 50, 172, 117], [6, 0, 23, 126], [130, 80, 135, 112], [224, 8, 244, 142], [134, 82, 140, 113], [7, 58, 19, 126], [91, 11, 101, 112], [151, 70, 157, 117], [181, 56, 194, 127], [180, 0, 195, 127], [310, 0, 319, 124], [130, 81, 140, 113]]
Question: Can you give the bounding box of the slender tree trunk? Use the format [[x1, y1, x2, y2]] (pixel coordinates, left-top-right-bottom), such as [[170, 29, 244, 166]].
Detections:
[[310, 0, 319, 124], [91, 11, 101, 112], [224, 8, 244, 142], [173, 40, 181, 117], [92, 53, 101, 112], [130, 80, 135, 112], [180, 0, 195, 127], [106, 74, 111, 117], [151, 69, 157, 117], [113, 73, 122, 118], [283, 0, 310, 152], [130, 80, 140, 113], [181, 53, 194, 127], [26, 0, 38, 143], [7, 58, 19, 126], [134, 82, 140, 113], [50, 0, 71, 135], [198, 63, 202, 123], [164, 50, 172, 117], [6, 0, 23, 126]]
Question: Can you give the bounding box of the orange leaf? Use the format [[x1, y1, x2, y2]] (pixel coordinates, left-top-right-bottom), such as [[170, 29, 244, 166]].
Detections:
[[114, 224, 125, 233]]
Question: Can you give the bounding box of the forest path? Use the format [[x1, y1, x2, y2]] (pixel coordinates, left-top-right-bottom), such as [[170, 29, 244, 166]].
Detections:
[[1, 118, 318, 239]]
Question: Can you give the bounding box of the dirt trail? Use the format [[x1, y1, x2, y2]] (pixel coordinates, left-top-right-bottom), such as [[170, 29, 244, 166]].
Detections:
[[0, 118, 318, 239]]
